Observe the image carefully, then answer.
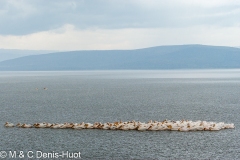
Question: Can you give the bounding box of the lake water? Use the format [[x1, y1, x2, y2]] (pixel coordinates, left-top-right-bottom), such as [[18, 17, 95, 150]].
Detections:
[[0, 70, 240, 159]]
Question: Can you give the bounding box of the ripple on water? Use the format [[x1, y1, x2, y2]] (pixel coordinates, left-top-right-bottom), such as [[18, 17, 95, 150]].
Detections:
[[0, 71, 240, 159]]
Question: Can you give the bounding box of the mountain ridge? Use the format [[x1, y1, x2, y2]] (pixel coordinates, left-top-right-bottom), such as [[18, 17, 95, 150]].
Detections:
[[0, 49, 56, 62], [0, 45, 240, 70]]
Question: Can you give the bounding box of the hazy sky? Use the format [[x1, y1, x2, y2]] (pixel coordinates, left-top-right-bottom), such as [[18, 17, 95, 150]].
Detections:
[[0, 0, 240, 50]]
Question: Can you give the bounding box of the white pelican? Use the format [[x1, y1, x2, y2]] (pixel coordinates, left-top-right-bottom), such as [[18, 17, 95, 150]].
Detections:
[[16, 123, 23, 127], [137, 123, 150, 131], [78, 122, 86, 129], [72, 124, 82, 129], [148, 124, 159, 131], [101, 123, 110, 130], [4, 122, 14, 127], [195, 124, 204, 131], [128, 122, 138, 130], [45, 123, 52, 128], [72, 122, 85, 129], [22, 124, 32, 128], [178, 126, 189, 132], [34, 123, 47, 128], [119, 124, 131, 130], [59, 123, 69, 129], [93, 122, 101, 129], [158, 123, 168, 130], [3, 120, 235, 132], [224, 123, 235, 129], [170, 124, 180, 131], [109, 123, 118, 130], [84, 123, 94, 129], [50, 123, 62, 129]]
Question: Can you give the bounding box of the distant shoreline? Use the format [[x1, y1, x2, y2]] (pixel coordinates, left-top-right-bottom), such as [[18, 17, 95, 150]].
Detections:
[[1, 45, 240, 71]]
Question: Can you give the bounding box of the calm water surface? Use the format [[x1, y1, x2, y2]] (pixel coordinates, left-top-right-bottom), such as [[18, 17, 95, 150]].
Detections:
[[0, 70, 240, 159]]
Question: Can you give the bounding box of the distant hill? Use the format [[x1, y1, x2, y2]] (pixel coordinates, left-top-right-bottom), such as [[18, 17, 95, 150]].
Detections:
[[0, 45, 240, 70], [0, 49, 55, 62]]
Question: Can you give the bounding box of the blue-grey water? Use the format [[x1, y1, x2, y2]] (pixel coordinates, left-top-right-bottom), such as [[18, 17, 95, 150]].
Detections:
[[0, 70, 240, 159]]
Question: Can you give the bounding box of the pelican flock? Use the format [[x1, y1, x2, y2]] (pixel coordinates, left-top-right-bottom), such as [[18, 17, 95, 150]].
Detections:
[[4, 120, 235, 131]]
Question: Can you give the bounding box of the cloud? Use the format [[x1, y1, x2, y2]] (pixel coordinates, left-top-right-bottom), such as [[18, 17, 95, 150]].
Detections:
[[0, 0, 240, 35], [0, 0, 240, 50], [1, 24, 240, 50]]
